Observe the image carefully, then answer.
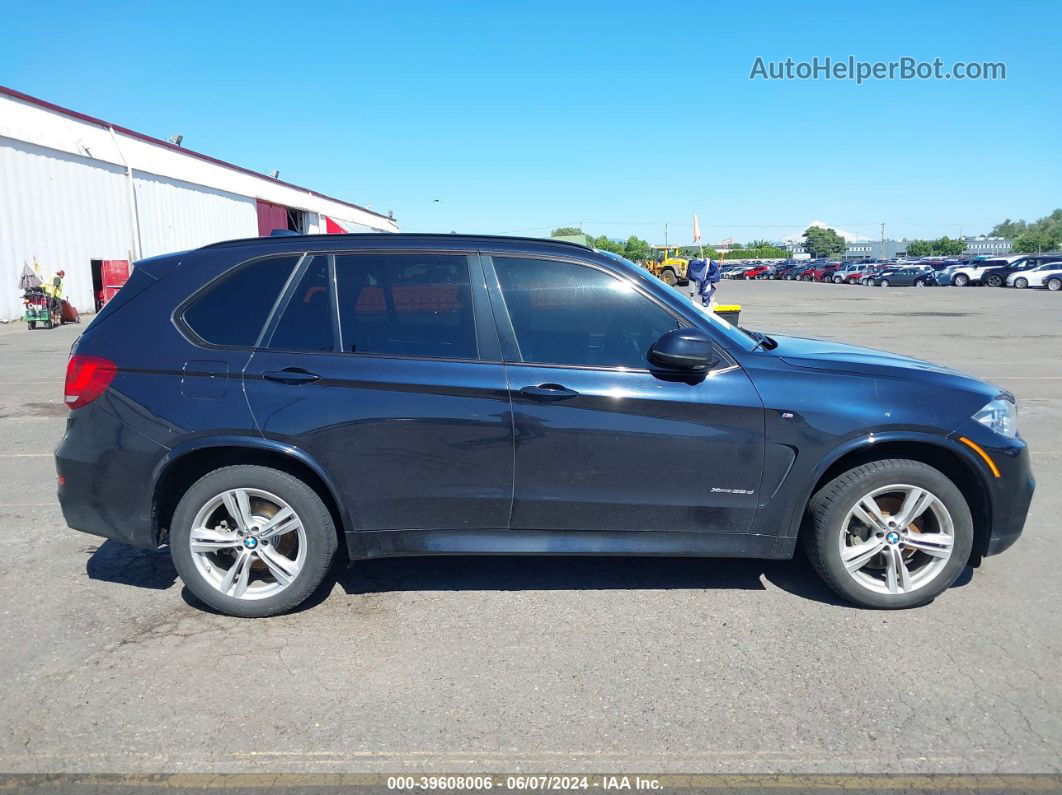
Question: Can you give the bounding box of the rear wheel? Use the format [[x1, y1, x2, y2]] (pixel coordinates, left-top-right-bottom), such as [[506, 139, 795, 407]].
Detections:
[[953, 273, 970, 286], [985, 274, 1003, 287], [803, 459, 973, 609], [27, 321, 36, 330], [879, 279, 890, 287], [1046, 277, 1062, 292], [914, 279, 926, 287], [169, 465, 338, 617], [1014, 277, 1029, 289], [833, 275, 844, 284]]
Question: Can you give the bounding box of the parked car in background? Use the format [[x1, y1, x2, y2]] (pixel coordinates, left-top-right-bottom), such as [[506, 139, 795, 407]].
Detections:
[[872, 267, 938, 287], [835, 262, 882, 284], [950, 257, 1012, 286], [858, 264, 891, 285], [981, 254, 1062, 287], [932, 262, 965, 286], [738, 264, 771, 280], [1008, 263, 1062, 289], [801, 263, 841, 282], [56, 233, 1034, 616], [769, 261, 799, 279]]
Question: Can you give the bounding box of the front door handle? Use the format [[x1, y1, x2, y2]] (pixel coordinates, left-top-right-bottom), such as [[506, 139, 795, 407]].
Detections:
[[519, 383, 579, 401], [262, 368, 321, 385]]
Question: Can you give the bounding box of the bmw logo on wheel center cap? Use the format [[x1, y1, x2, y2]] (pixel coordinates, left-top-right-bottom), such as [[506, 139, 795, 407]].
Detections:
[[243, 537, 259, 549], [885, 531, 900, 545]]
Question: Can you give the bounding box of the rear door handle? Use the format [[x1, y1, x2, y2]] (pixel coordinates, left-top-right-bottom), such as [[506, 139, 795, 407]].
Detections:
[[262, 368, 321, 385], [519, 383, 579, 401]]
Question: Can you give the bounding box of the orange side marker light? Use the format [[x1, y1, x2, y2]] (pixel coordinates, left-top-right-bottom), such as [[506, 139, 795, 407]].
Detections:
[[959, 436, 1001, 478]]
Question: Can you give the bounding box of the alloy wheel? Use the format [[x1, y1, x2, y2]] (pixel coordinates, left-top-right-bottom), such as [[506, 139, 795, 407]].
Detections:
[[839, 484, 955, 596], [188, 488, 306, 600], [1014, 278, 1028, 289]]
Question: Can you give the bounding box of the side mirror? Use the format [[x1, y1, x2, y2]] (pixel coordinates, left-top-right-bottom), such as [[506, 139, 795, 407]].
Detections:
[[648, 328, 718, 371]]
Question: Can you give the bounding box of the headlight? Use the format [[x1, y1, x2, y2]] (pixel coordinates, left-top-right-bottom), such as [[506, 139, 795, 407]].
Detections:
[[973, 398, 1017, 438]]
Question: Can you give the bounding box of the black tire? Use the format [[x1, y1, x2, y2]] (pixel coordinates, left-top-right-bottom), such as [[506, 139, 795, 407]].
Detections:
[[914, 279, 925, 287], [170, 465, 338, 617], [879, 279, 890, 287], [1047, 277, 1061, 292], [27, 321, 35, 330], [1014, 277, 1028, 289], [953, 273, 969, 286], [660, 269, 677, 287], [985, 274, 1003, 287], [44, 320, 54, 329], [802, 459, 973, 609]]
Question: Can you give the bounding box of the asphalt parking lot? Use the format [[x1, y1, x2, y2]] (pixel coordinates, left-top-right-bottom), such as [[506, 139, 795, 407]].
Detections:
[[0, 280, 1060, 778]]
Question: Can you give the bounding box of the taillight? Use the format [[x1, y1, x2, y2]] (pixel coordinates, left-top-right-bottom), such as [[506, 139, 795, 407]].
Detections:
[[64, 355, 117, 410]]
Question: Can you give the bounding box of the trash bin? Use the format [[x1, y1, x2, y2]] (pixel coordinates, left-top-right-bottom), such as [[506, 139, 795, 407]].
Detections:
[[712, 304, 741, 325]]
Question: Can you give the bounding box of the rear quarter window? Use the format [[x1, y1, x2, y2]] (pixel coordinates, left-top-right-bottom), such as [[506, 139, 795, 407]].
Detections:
[[182, 254, 300, 347]]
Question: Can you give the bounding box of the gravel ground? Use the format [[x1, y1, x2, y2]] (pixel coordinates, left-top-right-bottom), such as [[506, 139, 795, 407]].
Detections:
[[0, 279, 1059, 781]]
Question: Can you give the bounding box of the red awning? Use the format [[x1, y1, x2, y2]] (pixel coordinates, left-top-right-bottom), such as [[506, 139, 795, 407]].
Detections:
[[325, 216, 347, 234]]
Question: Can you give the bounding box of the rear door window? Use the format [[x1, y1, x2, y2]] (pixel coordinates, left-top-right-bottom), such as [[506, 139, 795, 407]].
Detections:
[[183, 255, 300, 347], [267, 255, 335, 352], [335, 252, 477, 359]]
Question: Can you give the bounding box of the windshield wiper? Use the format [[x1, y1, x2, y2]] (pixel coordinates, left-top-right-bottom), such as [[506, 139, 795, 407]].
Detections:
[[741, 328, 777, 352]]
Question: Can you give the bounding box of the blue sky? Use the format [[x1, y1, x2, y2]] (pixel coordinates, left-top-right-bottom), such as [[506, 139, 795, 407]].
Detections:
[[1, 0, 1059, 244]]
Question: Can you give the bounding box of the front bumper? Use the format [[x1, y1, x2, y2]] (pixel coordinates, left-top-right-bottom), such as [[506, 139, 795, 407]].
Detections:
[[949, 426, 1035, 557], [55, 398, 166, 549]]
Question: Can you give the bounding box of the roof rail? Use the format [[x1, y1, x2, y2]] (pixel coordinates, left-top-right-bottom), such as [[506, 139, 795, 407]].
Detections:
[[198, 233, 594, 252]]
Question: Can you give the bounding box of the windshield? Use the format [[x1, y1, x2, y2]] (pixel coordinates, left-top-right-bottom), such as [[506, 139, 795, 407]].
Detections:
[[596, 250, 759, 351]]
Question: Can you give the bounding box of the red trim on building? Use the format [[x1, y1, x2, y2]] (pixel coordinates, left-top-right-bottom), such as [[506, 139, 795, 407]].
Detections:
[[324, 216, 347, 234], [256, 200, 289, 237], [0, 84, 392, 225]]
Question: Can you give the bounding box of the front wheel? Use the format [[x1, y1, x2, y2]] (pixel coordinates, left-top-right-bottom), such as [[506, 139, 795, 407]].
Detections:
[[660, 269, 677, 287], [802, 459, 973, 609], [914, 279, 926, 287], [1046, 277, 1061, 292], [953, 273, 969, 287], [985, 274, 1003, 287], [879, 279, 890, 287], [1014, 277, 1028, 289], [169, 465, 339, 617]]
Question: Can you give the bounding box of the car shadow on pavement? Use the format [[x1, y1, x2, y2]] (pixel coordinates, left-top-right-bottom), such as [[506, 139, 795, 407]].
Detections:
[[326, 552, 858, 608], [84, 540, 177, 590], [83, 539, 974, 613]]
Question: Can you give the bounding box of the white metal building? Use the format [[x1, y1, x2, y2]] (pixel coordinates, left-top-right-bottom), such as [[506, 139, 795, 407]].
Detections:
[[0, 85, 400, 321]]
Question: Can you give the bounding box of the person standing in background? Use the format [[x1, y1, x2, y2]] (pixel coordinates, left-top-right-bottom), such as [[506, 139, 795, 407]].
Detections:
[[686, 257, 720, 308]]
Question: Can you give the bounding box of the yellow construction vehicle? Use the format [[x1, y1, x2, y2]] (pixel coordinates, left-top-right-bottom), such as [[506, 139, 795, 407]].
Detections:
[[647, 246, 689, 287]]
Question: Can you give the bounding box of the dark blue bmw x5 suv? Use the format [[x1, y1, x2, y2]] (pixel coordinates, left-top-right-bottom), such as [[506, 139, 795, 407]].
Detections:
[[56, 234, 1034, 616]]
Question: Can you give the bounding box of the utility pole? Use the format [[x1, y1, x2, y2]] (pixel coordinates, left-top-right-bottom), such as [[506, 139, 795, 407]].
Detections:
[[880, 222, 885, 260]]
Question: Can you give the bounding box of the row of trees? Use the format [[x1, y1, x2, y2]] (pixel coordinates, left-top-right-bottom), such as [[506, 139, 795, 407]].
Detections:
[[990, 209, 1062, 253], [550, 227, 652, 262], [553, 209, 1062, 265], [905, 237, 964, 257], [551, 227, 786, 262]]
